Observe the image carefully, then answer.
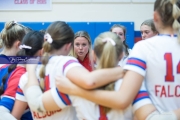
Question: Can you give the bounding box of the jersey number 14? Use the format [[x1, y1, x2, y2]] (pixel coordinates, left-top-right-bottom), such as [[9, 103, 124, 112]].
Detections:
[[164, 53, 180, 82]]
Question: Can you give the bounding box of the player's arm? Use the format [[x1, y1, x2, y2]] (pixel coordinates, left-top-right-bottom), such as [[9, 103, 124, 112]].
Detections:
[[55, 74, 180, 120], [66, 66, 124, 90], [55, 43, 145, 109], [60, 57, 124, 90], [25, 87, 70, 112], [56, 70, 143, 109], [133, 116, 138, 120], [11, 100, 27, 120], [11, 85, 27, 120], [0, 106, 17, 120]]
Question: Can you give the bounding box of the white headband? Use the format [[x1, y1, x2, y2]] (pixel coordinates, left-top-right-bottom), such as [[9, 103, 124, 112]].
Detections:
[[102, 38, 116, 46], [13, 21, 17, 24], [44, 33, 53, 44], [19, 44, 32, 49]]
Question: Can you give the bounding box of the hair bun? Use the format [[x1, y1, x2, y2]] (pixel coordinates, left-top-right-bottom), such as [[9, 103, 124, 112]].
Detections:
[[5, 21, 17, 30]]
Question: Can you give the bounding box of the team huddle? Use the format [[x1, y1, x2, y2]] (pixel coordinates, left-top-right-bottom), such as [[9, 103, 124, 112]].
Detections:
[[0, 0, 180, 120]]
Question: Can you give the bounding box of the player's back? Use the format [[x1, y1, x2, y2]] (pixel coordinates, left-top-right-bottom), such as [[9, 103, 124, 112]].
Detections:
[[141, 35, 180, 112], [18, 55, 80, 120], [36, 55, 79, 120]]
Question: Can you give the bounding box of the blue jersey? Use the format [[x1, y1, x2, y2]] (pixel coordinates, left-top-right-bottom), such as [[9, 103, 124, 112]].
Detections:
[[0, 65, 32, 120], [0, 54, 10, 88]]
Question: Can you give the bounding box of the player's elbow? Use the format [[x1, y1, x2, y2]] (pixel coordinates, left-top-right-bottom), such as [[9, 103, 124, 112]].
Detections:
[[25, 86, 46, 112], [116, 98, 131, 109], [81, 80, 96, 90], [119, 102, 130, 109]]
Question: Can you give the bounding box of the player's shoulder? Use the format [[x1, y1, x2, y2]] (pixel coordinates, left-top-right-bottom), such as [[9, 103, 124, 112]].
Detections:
[[62, 55, 78, 61], [50, 55, 78, 63], [14, 66, 26, 74], [133, 36, 160, 50], [18, 72, 28, 89], [8, 66, 26, 80]]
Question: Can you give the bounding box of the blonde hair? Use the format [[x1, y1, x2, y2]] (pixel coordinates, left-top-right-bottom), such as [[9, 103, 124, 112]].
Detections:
[[39, 21, 74, 90], [0, 35, 3, 48], [94, 32, 123, 113], [69, 31, 94, 70], [154, 0, 180, 42], [0, 21, 26, 49], [171, 0, 180, 41]]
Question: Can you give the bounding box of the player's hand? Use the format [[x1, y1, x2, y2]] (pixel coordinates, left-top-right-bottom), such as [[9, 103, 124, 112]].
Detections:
[[55, 76, 77, 95]]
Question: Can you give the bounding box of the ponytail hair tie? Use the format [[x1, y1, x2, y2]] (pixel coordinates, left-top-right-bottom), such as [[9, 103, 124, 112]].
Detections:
[[12, 20, 17, 25], [102, 38, 116, 46], [19, 44, 32, 49], [44, 33, 53, 44]]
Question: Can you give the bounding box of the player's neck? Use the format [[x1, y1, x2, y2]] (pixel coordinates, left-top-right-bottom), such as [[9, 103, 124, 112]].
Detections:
[[17, 64, 26, 67], [158, 26, 174, 35], [1, 47, 17, 56]]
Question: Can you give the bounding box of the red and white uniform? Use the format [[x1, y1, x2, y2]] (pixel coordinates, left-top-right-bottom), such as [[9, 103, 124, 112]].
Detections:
[[16, 56, 81, 120], [0, 66, 26, 111], [51, 79, 133, 120], [0, 65, 32, 119], [124, 35, 180, 112], [132, 81, 152, 113]]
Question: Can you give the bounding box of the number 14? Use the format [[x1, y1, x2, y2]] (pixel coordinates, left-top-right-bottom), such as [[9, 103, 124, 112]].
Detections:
[[164, 53, 180, 82]]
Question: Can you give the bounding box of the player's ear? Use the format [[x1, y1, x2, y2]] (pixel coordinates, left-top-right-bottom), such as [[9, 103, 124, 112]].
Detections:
[[14, 40, 21, 49], [41, 48, 45, 55], [65, 43, 72, 51], [153, 11, 159, 23], [40, 49, 43, 56], [35, 49, 42, 56]]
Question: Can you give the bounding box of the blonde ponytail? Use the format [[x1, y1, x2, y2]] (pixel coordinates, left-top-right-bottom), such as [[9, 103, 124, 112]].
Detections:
[[97, 38, 117, 113], [94, 32, 123, 113], [0, 31, 4, 48], [0, 21, 26, 49], [170, 0, 180, 42], [97, 41, 117, 70]]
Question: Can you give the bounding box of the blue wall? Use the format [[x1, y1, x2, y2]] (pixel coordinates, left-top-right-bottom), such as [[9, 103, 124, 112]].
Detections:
[[0, 22, 135, 48]]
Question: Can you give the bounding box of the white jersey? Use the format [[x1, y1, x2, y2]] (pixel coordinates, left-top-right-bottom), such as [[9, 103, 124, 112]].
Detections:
[[118, 49, 131, 67], [51, 79, 151, 120], [16, 56, 82, 120], [124, 35, 180, 112]]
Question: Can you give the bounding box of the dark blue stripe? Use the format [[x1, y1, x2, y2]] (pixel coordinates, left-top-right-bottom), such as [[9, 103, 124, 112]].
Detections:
[[16, 92, 24, 96], [133, 96, 150, 105], [55, 88, 71, 105], [137, 91, 147, 94], [158, 34, 177, 37]]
